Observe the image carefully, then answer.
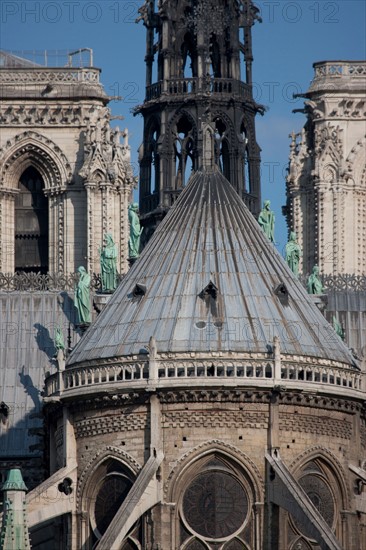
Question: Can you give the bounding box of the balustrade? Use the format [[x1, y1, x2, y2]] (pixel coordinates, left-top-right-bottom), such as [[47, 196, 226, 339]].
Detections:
[[145, 77, 251, 101], [44, 357, 363, 398], [0, 67, 101, 84], [313, 61, 366, 79]]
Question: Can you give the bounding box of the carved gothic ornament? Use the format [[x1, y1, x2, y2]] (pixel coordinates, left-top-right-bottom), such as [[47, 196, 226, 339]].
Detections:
[[0, 105, 85, 127], [80, 124, 134, 188], [0, 131, 72, 193], [289, 445, 351, 509], [69, 391, 149, 414], [314, 124, 343, 162], [76, 445, 142, 514], [328, 98, 366, 119], [322, 273, 366, 291], [157, 388, 361, 414], [0, 67, 100, 84], [157, 388, 271, 404], [304, 99, 325, 120], [346, 136, 366, 186], [0, 271, 124, 292], [278, 392, 361, 414], [164, 439, 264, 502]]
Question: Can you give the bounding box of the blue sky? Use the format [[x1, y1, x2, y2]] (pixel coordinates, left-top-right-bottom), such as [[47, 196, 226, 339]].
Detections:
[[1, 0, 365, 253]]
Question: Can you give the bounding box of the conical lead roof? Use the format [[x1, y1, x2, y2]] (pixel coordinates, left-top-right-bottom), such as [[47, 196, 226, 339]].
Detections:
[[69, 169, 355, 367]]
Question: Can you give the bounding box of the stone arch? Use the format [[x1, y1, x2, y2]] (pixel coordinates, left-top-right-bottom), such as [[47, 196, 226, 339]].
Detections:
[[165, 440, 263, 548], [0, 132, 73, 273], [289, 445, 350, 508], [286, 446, 350, 546], [165, 439, 263, 502], [0, 131, 72, 193], [213, 111, 235, 145], [76, 445, 141, 514], [239, 116, 257, 155], [346, 136, 366, 186], [320, 162, 337, 183], [145, 116, 161, 194], [167, 110, 198, 149], [169, 111, 197, 187], [76, 446, 142, 548], [179, 30, 198, 78]]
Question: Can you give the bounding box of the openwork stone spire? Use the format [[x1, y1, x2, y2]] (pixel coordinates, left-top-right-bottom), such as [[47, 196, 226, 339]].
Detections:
[[136, 0, 263, 242]]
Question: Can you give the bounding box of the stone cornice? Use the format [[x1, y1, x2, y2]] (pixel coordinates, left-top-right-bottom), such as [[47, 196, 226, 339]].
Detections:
[[50, 386, 364, 417]]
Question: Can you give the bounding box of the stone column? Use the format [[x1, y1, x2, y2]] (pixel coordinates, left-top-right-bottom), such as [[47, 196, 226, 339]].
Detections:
[[85, 182, 96, 274], [0, 190, 17, 273]]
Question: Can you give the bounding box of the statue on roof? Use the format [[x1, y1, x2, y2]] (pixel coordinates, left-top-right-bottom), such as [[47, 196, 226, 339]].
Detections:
[[128, 203, 143, 259], [285, 231, 302, 276], [333, 316, 345, 340], [99, 233, 118, 292], [54, 325, 66, 370], [54, 326, 65, 351], [258, 200, 275, 242], [307, 265, 323, 295], [74, 266, 91, 324]]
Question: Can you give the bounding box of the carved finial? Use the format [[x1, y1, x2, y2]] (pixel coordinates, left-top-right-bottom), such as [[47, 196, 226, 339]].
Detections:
[[202, 122, 216, 170], [273, 336, 280, 362], [148, 336, 157, 360]]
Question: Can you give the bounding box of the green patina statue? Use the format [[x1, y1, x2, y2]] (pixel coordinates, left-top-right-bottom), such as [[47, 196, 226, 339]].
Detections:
[[307, 265, 323, 295], [54, 326, 65, 351], [128, 203, 143, 259], [74, 266, 91, 324], [258, 200, 275, 242], [333, 316, 345, 341], [285, 231, 302, 277], [99, 233, 118, 292]]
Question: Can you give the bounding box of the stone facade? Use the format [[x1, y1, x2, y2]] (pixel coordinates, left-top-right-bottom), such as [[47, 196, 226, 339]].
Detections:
[[285, 61, 366, 367], [285, 61, 366, 277], [32, 355, 365, 549], [0, 52, 135, 275]]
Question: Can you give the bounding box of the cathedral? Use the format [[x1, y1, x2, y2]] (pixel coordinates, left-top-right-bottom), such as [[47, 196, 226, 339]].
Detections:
[[0, 1, 365, 549]]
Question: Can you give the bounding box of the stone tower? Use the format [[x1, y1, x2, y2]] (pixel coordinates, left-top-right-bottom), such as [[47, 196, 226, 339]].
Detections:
[[0, 50, 135, 276], [136, 0, 263, 239], [285, 60, 366, 365], [0, 50, 135, 501], [285, 61, 366, 277]]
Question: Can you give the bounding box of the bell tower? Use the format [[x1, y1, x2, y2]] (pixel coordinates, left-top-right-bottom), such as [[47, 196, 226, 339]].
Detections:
[[136, 0, 263, 239]]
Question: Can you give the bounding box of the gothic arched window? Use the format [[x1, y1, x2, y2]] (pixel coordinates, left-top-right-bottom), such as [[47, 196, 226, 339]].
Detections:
[[174, 117, 194, 188], [213, 118, 230, 180], [88, 458, 141, 548], [240, 125, 251, 193], [285, 457, 346, 548], [181, 33, 198, 78], [150, 129, 160, 194], [15, 166, 48, 273], [210, 35, 221, 78], [178, 455, 254, 549]]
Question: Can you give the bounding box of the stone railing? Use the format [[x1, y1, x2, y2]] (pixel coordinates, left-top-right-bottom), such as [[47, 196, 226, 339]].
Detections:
[[44, 357, 364, 398], [322, 274, 366, 291], [0, 272, 124, 292], [145, 77, 252, 101], [1, 272, 364, 293], [297, 273, 366, 292], [0, 67, 101, 84], [313, 61, 366, 80]]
